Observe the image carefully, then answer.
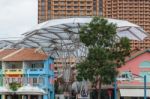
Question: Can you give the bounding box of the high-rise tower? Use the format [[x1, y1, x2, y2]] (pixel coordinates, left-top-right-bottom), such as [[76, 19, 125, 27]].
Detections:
[[38, 0, 102, 23], [102, 0, 150, 34]]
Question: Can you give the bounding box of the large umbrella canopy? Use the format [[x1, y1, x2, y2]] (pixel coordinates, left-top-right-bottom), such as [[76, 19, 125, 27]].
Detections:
[[16, 84, 46, 95], [0, 86, 12, 94], [11, 18, 148, 57]]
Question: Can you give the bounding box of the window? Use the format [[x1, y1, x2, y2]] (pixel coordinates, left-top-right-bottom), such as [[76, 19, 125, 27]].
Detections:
[[74, 1, 78, 4], [54, 1, 58, 4], [33, 78, 37, 83], [139, 61, 150, 68], [33, 78, 38, 84], [118, 71, 132, 81], [7, 62, 22, 69], [31, 62, 44, 68], [39, 77, 44, 84], [41, 2, 45, 6], [41, 11, 45, 16], [67, 1, 71, 4]]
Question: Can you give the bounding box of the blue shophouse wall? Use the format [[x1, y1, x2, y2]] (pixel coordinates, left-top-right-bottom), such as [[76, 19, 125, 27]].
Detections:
[[43, 56, 55, 99], [25, 56, 54, 99]]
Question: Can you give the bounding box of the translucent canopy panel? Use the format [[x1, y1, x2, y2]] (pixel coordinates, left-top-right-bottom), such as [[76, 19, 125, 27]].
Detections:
[[12, 18, 148, 57], [0, 40, 19, 49], [117, 27, 147, 40]]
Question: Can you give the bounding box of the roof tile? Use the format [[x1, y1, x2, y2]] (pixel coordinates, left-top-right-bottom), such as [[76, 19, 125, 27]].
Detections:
[[2, 48, 48, 61], [0, 49, 17, 60]]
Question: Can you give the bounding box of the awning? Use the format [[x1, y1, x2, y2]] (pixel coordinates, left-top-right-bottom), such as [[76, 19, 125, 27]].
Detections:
[[0, 86, 13, 94], [16, 84, 46, 95], [120, 89, 150, 97]]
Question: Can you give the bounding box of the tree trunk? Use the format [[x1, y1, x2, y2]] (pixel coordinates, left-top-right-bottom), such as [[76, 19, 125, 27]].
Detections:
[[98, 78, 102, 99]]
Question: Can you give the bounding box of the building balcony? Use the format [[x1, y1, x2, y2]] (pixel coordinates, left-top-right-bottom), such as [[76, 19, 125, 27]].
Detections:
[[26, 68, 45, 75], [5, 69, 23, 75]]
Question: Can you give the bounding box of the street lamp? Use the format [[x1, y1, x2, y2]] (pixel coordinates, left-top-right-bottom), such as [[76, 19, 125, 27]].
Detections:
[[114, 78, 117, 99], [144, 75, 147, 99], [114, 73, 147, 99]]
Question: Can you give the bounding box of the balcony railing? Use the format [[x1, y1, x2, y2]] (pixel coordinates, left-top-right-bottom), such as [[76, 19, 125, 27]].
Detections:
[[5, 69, 23, 74], [27, 68, 45, 74]]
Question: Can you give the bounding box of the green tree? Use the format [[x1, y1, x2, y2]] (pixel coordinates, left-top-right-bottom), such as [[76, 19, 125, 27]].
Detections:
[[76, 17, 130, 99], [9, 82, 21, 91]]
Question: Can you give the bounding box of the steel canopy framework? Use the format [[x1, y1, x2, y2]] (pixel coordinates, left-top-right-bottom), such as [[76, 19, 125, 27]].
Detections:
[[0, 40, 19, 49], [10, 18, 148, 58]]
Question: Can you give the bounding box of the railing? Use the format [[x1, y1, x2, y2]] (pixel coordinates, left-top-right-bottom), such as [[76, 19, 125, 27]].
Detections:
[[27, 68, 45, 74], [5, 69, 23, 74], [117, 77, 143, 81]]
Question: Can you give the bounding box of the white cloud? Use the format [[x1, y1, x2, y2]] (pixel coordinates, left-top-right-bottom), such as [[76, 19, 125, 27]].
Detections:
[[0, 0, 38, 40]]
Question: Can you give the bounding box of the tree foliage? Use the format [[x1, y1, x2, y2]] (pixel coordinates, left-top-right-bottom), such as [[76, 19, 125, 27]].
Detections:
[[9, 82, 21, 91], [76, 17, 131, 85]]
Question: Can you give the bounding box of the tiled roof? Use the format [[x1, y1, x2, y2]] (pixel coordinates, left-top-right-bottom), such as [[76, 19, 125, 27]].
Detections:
[[0, 49, 17, 60], [2, 48, 48, 61], [125, 48, 150, 62]]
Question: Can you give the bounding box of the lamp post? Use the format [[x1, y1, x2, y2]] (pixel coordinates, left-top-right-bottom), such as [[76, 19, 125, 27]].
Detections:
[[144, 75, 147, 99], [114, 78, 117, 99]]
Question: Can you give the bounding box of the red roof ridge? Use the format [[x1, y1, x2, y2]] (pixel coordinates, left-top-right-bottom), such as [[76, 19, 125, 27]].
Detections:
[[125, 48, 149, 62], [2, 48, 24, 60], [34, 48, 46, 55]]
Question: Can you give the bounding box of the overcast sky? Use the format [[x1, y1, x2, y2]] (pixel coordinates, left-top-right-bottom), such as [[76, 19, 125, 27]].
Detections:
[[0, 0, 38, 40]]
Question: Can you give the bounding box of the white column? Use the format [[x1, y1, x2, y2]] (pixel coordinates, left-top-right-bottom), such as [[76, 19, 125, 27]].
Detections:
[[28, 95, 30, 99], [38, 95, 42, 99]]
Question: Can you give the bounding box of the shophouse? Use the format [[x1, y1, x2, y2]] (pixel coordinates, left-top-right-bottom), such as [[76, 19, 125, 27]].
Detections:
[[117, 49, 150, 99], [0, 48, 54, 99]]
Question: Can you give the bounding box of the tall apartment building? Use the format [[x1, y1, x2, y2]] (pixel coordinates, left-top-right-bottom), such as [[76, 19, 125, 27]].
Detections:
[[130, 37, 150, 50], [38, 0, 102, 23], [102, 0, 150, 34], [54, 56, 77, 80]]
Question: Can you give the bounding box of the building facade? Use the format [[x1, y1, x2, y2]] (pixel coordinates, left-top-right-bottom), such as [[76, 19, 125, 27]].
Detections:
[[38, 0, 150, 34], [116, 49, 150, 98], [38, 0, 102, 23], [54, 56, 77, 80], [0, 48, 54, 99], [102, 0, 150, 34], [130, 37, 150, 50]]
